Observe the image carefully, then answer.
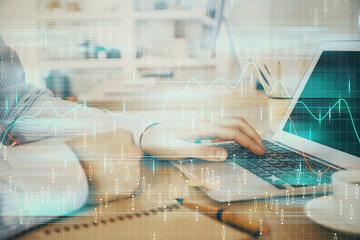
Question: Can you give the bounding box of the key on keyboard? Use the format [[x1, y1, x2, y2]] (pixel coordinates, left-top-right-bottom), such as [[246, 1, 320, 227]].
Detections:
[[214, 140, 338, 189]]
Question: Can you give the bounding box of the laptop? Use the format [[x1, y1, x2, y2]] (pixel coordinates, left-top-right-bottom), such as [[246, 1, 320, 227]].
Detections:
[[170, 41, 360, 202]]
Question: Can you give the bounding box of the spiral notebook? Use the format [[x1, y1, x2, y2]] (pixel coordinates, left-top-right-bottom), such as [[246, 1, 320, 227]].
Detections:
[[16, 199, 250, 240]]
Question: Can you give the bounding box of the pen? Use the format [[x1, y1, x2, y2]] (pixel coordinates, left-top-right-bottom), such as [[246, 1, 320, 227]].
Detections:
[[277, 61, 281, 80], [175, 198, 269, 235]]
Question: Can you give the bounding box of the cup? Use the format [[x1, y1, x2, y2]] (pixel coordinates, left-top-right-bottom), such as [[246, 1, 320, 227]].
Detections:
[[331, 169, 360, 218]]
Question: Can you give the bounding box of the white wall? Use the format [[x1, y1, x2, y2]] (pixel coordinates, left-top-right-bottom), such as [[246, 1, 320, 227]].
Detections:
[[227, 0, 357, 27], [1, 0, 359, 91], [223, 0, 360, 92], [0, 0, 45, 87]]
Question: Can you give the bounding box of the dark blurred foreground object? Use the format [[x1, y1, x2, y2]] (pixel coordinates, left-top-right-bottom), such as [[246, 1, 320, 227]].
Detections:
[[45, 70, 72, 100]]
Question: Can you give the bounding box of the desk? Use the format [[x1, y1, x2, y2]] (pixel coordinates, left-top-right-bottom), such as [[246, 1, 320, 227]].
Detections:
[[136, 155, 358, 240], [16, 160, 359, 240], [16, 93, 358, 240]]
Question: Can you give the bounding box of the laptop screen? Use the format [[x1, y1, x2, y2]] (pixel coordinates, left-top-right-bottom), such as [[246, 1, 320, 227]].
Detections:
[[282, 50, 360, 157]]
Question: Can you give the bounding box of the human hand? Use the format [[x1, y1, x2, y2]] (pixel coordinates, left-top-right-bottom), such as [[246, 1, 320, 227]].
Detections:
[[66, 129, 143, 203], [140, 116, 265, 162]]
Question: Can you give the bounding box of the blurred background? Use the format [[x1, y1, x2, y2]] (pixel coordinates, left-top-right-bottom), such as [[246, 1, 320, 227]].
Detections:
[[0, 0, 359, 131]]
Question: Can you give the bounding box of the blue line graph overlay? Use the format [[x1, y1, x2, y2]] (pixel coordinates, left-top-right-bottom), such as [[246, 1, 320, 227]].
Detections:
[[1, 61, 359, 145]]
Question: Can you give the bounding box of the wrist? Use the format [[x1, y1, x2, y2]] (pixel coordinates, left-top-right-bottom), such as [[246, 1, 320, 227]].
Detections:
[[139, 122, 161, 150]]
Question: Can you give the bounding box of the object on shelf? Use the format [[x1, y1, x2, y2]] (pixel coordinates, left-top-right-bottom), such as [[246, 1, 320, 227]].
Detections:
[[67, 1, 81, 12], [47, 0, 60, 10], [154, 1, 168, 10], [79, 41, 91, 59], [136, 47, 143, 59], [45, 70, 72, 100], [107, 48, 121, 59], [78, 41, 121, 59], [172, 0, 191, 10], [135, 0, 198, 11], [142, 71, 174, 78], [206, 0, 217, 18], [94, 46, 107, 59], [43, 0, 80, 12]]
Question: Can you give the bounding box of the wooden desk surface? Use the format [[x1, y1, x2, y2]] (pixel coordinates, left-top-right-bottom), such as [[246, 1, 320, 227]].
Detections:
[[135, 160, 359, 240]]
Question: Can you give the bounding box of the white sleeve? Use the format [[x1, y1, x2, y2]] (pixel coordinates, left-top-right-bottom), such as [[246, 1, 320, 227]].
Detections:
[[0, 141, 89, 239], [0, 35, 150, 146], [6, 94, 151, 146]]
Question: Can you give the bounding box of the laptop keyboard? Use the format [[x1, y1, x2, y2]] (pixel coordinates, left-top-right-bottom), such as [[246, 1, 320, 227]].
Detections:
[[215, 140, 339, 190]]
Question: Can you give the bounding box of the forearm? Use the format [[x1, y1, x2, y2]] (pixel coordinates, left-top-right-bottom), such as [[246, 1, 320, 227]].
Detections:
[[0, 141, 89, 238], [65, 128, 143, 204], [0, 35, 149, 146], [5, 93, 150, 146]]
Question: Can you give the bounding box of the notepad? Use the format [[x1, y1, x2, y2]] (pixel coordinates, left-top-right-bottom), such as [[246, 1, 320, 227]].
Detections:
[[16, 199, 251, 240]]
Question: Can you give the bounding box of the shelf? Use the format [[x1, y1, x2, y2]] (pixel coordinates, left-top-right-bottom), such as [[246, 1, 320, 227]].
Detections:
[[35, 8, 217, 71], [134, 9, 205, 21], [37, 12, 124, 22], [135, 57, 217, 69], [33, 59, 124, 70], [30, 58, 217, 70], [38, 9, 209, 22]]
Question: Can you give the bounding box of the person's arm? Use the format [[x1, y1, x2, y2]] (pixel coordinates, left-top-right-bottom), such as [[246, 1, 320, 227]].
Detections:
[[0, 141, 89, 239], [0, 36, 149, 147], [65, 128, 143, 204], [0, 36, 145, 227], [0, 36, 92, 239], [4, 91, 149, 146], [140, 117, 265, 162]]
